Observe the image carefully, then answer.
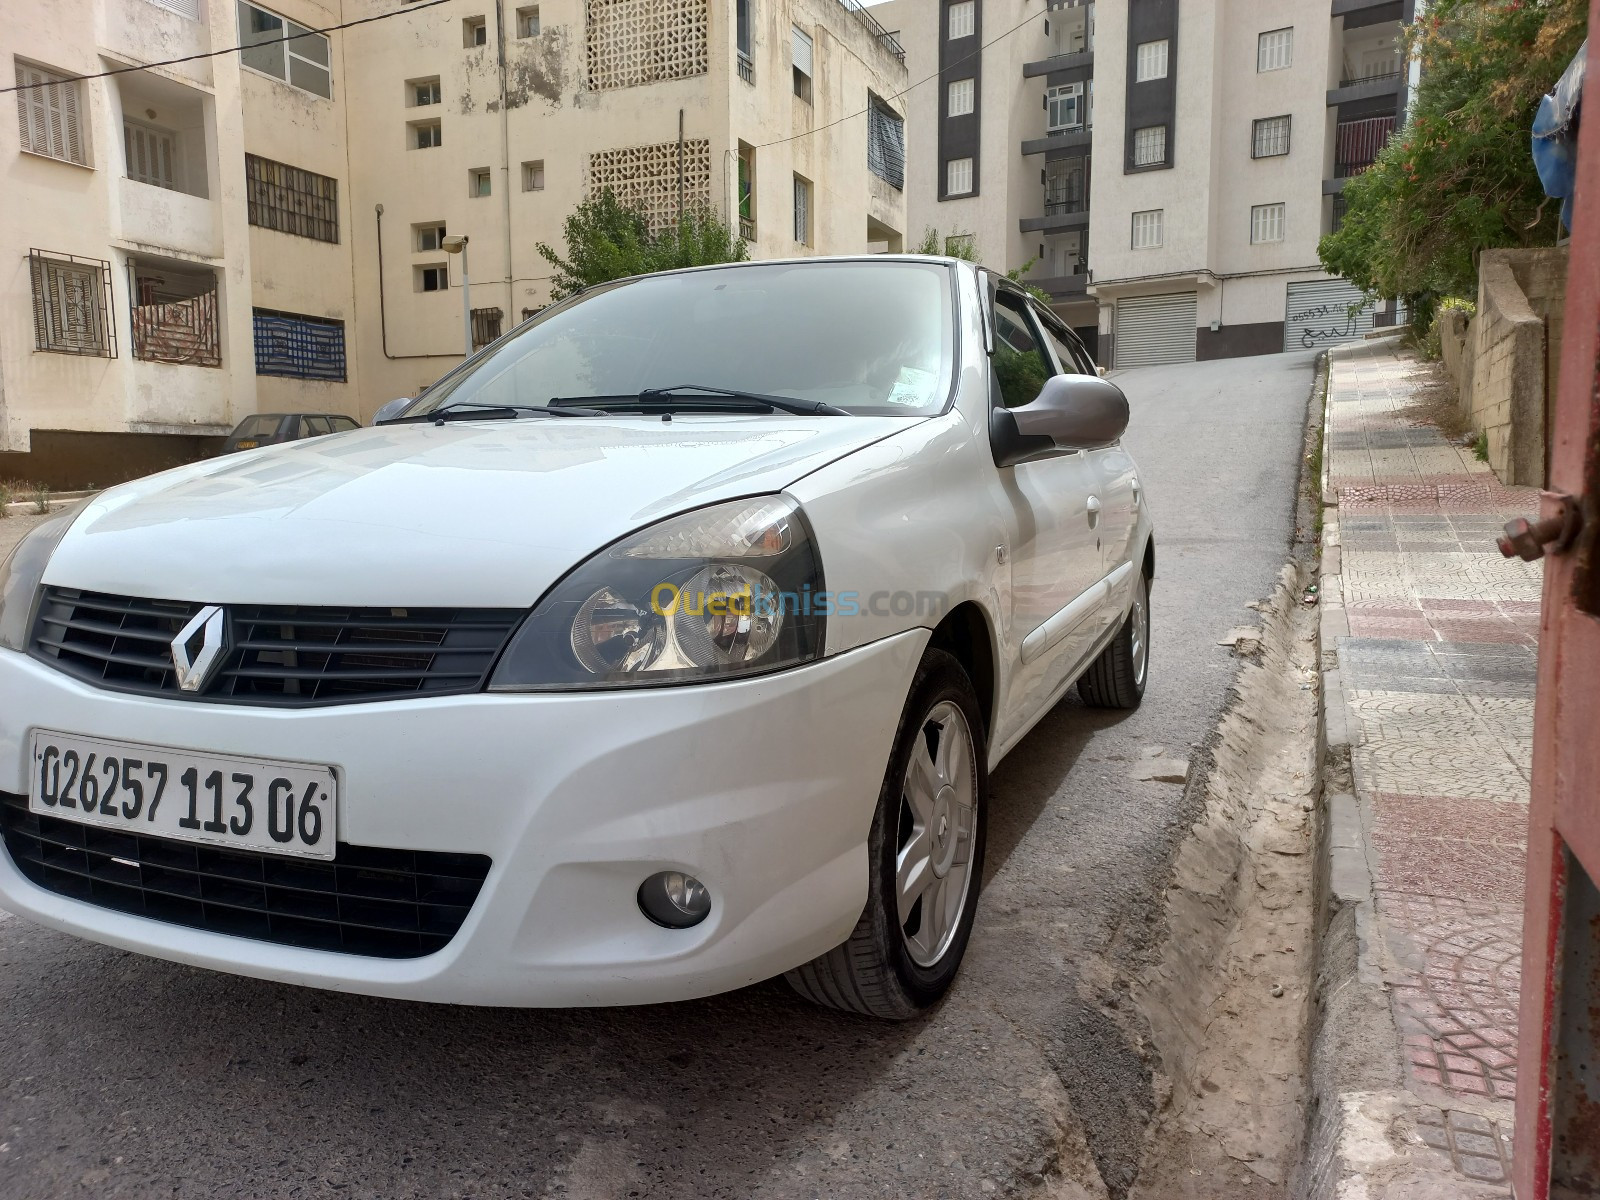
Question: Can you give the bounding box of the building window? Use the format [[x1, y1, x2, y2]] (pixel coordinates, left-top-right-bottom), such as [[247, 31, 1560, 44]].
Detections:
[[464, 16, 488, 46], [517, 5, 540, 37], [28, 250, 114, 357], [945, 233, 975, 257], [946, 156, 973, 196], [947, 0, 974, 40], [410, 119, 442, 149], [1135, 39, 1168, 81], [792, 27, 813, 102], [132, 268, 221, 367], [415, 223, 447, 251], [947, 77, 975, 117], [1252, 115, 1291, 158], [1251, 202, 1285, 243], [1257, 28, 1293, 72], [14, 63, 88, 166], [1131, 208, 1163, 249], [1047, 83, 1084, 133], [1132, 125, 1166, 167], [244, 153, 339, 243], [738, 141, 756, 239], [124, 120, 179, 190], [736, 0, 753, 82], [470, 167, 492, 197], [793, 174, 811, 244], [411, 77, 441, 106], [522, 159, 545, 190], [417, 264, 449, 292], [471, 307, 503, 350], [253, 308, 346, 381], [237, 1, 332, 98], [867, 93, 906, 189]]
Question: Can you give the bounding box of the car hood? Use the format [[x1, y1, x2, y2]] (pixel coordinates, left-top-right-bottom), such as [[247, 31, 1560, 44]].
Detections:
[[44, 416, 921, 607]]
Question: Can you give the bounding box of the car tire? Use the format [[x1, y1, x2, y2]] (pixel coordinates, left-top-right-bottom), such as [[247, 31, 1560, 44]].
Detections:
[[785, 649, 988, 1020], [1077, 570, 1150, 710]]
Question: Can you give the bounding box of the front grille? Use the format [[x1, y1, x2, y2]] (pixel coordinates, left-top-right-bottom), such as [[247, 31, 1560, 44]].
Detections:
[[30, 588, 523, 706], [1, 793, 491, 959]]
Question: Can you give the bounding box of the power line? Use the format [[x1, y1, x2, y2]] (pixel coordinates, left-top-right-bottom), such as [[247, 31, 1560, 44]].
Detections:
[[755, 5, 1050, 150], [0, 0, 452, 96]]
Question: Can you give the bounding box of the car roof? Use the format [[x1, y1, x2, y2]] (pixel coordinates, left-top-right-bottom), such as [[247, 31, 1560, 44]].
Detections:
[[596, 254, 977, 289]]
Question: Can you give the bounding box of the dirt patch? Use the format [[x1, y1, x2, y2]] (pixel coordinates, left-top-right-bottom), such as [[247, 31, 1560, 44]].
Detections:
[[1127, 564, 1323, 1199], [1398, 360, 1472, 442]]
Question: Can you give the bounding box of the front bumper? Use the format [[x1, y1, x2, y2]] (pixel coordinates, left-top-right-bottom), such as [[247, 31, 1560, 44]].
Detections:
[[0, 631, 925, 1006]]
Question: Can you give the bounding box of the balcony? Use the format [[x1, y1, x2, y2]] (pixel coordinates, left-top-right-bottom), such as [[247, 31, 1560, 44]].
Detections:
[[1326, 72, 1403, 106], [1020, 184, 1089, 234], [1333, 113, 1396, 177], [1023, 49, 1093, 78], [1331, 0, 1403, 18], [1022, 126, 1092, 156], [1030, 273, 1089, 299]]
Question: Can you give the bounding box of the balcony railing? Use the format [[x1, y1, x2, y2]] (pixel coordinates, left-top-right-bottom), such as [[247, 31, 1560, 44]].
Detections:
[[739, 216, 756, 240], [736, 51, 754, 84], [1334, 113, 1396, 177], [1044, 187, 1088, 217], [1338, 68, 1403, 87], [836, 0, 905, 62]]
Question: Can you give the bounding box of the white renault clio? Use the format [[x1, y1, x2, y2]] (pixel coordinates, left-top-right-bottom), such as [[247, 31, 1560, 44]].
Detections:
[[0, 258, 1151, 1019]]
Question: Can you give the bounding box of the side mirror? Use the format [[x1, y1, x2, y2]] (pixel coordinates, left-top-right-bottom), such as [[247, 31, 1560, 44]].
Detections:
[[373, 397, 414, 426], [990, 374, 1129, 468]]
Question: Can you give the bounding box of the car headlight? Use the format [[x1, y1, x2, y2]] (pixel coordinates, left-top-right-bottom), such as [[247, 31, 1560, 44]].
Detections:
[[0, 505, 83, 651], [489, 495, 825, 690]]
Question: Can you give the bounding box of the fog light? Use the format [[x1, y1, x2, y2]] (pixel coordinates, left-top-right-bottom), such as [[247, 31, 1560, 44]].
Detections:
[[638, 871, 711, 929]]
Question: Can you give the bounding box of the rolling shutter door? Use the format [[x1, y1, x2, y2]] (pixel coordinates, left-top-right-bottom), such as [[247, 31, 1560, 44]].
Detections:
[[1115, 292, 1197, 369], [1284, 278, 1381, 351]]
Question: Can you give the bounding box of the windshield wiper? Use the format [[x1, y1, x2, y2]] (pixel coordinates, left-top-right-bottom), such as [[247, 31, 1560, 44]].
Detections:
[[549, 384, 849, 416], [393, 402, 604, 424]]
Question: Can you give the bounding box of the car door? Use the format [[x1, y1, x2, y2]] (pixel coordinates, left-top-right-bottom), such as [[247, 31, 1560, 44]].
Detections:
[[1034, 305, 1142, 612], [990, 286, 1105, 723]]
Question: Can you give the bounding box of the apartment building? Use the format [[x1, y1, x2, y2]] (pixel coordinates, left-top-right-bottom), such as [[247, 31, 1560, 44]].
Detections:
[[876, 0, 1411, 369], [1, 0, 909, 485]]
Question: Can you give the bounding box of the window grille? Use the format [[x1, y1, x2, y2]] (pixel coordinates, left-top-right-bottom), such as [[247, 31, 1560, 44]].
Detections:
[[245, 154, 339, 243], [1133, 125, 1166, 167], [471, 307, 503, 350], [29, 250, 115, 357], [1252, 115, 1291, 158], [793, 175, 810, 244], [586, 0, 708, 91], [867, 95, 905, 189], [253, 308, 346, 381], [14, 63, 88, 166], [134, 286, 220, 367]]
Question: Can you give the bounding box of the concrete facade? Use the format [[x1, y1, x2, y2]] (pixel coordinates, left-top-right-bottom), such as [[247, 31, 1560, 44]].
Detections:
[[2, 0, 907, 484], [875, 0, 1411, 366]]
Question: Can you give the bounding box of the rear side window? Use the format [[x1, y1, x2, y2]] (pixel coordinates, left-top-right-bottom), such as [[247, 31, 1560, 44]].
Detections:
[[991, 290, 1052, 409], [333, 416, 359, 431], [302, 416, 333, 437], [1034, 308, 1096, 375], [232, 415, 281, 441]]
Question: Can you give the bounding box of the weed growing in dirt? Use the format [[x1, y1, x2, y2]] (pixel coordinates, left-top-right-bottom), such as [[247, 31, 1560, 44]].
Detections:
[[0, 486, 10, 517], [1473, 432, 1489, 462], [32, 486, 50, 514]]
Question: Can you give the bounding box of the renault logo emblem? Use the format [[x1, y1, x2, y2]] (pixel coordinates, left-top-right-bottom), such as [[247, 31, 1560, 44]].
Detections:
[[171, 605, 229, 693]]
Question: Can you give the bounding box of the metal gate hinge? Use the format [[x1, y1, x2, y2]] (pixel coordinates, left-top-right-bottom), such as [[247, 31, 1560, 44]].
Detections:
[[1497, 492, 1583, 562]]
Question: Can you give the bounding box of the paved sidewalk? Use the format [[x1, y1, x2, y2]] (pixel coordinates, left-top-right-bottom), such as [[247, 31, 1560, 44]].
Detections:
[[1322, 336, 1540, 1193]]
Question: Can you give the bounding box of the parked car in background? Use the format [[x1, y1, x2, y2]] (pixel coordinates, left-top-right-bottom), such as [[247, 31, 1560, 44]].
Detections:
[[0, 257, 1152, 1019], [222, 413, 361, 453]]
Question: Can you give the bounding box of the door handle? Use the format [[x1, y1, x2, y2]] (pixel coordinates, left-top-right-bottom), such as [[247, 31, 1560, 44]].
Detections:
[[1086, 495, 1101, 526]]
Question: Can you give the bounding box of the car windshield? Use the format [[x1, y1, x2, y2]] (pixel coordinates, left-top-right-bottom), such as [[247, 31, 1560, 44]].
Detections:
[[408, 260, 957, 418]]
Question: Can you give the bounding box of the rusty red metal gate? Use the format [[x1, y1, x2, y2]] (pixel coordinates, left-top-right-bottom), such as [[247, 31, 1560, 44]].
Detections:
[[1511, 2, 1600, 1193]]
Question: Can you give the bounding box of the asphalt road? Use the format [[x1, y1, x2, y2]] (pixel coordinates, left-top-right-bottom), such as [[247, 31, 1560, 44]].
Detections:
[[0, 352, 1316, 1200]]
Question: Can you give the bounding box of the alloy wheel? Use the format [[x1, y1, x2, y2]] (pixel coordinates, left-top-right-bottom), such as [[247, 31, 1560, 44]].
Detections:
[[896, 700, 978, 967]]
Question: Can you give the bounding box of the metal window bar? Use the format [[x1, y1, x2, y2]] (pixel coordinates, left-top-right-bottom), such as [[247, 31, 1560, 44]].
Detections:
[[29, 250, 116, 358], [470, 307, 503, 350], [736, 51, 754, 84], [252, 308, 346, 381], [132, 287, 221, 367], [1331, 194, 1349, 233], [244, 153, 340, 243], [1252, 116, 1291, 158], [1338, 68, 1403, 87], [1335, 114, 1396, 178]]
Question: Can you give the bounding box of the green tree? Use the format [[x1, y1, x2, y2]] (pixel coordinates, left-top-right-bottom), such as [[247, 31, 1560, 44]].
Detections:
[[1318, 0, 1586, 312], [914, 227, 1053, 304], [536, 189, 749, 301]]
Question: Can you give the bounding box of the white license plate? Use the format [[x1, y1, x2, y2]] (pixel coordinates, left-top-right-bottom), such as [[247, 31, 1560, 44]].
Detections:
[[28, 730, 338, 861]]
